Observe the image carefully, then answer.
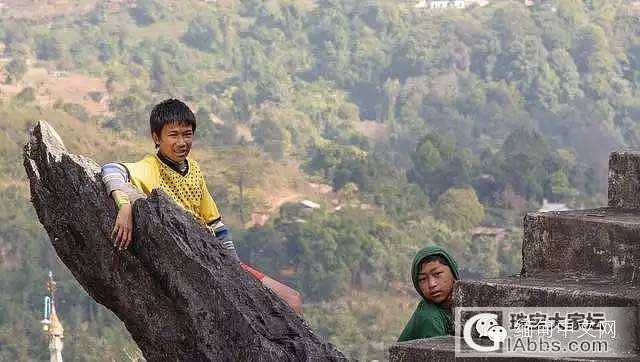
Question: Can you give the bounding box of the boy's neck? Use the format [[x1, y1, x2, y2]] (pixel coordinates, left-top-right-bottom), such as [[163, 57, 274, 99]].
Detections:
[[443, 298, 452, 311], [443, 292, 453, 311], [157, 151, 188, 175]]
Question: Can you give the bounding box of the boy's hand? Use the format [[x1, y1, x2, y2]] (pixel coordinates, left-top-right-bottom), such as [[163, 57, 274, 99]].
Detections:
[[111, 203, 133, 250]]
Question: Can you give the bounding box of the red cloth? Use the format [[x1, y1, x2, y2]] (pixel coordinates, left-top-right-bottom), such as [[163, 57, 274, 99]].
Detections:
[[240, 263, 265, 281]]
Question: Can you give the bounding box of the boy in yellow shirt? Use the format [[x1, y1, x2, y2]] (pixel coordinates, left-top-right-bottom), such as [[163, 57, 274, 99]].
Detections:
[[101, 99, 302, 313]]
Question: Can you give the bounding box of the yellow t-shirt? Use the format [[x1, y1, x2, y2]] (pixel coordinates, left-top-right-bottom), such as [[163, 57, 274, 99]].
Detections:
[[123, 154, 221, 225]]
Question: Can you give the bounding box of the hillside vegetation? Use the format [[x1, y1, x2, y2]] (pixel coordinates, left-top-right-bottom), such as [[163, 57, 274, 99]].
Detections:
[[1, 0, 638, 360]]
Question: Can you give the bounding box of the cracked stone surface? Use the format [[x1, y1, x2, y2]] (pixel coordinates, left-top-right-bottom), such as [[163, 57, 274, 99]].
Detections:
[[608, 151, 640, 209], [522, 208, 640, 283], [453, 274, 640, 308]]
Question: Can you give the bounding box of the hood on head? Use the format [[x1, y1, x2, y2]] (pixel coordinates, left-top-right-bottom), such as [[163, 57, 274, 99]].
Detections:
[[411, 245, 459, 300]]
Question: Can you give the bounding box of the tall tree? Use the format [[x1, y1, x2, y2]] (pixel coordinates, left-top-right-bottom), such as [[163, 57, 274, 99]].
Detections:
[[409, 133, 474, 200], [4, 58, 27, 84], [34, 34, 62, 61], [182, 14, 221, 52], [435, 187, 485, 231]]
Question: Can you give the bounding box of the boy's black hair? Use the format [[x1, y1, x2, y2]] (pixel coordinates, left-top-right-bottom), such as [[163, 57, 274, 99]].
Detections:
[[420, 255, 451, 271], [150, 99, 197, 137]]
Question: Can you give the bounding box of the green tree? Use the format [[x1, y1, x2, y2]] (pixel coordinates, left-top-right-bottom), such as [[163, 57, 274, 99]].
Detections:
[[435, 188, 485, 231], [498, 127, 552, 201], [252, 118, 290, 160], [549, 48, 583, 102], [2, 20, 31, 55], [221, 149, 264, 224], [129, 0, 165, 26], [494, 36, 547, 93], [182, 14, 221, 52], [86, 4, 107, 25], [306, 143, 366, 179], [195, 107, 216, 141], [273, 207, 392, 300], [408, 133, 474, 200], [4, 58, 27, 84], [34, 34, 62, 61], [107, 91, 149, 132], [381, 78, 400, 122], [14, 87, 36, 103], [96, 36, 118, 62], [150, 53, 172, 92], [530, 63, 560, 112], [252, 104, 318, 158], [371, 180, 429, 222], [550, 169, 578, 200], [573, 24, 608, 73], [232, 87, 252, 122], [307, 4, 352, 84]]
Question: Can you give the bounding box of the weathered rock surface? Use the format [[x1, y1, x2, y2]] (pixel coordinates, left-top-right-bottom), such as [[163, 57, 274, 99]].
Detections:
[[608, 151, 640, 209], [454, 274, 640, 308], [522, 208, 640, 283], [23, 121, 345, 361]]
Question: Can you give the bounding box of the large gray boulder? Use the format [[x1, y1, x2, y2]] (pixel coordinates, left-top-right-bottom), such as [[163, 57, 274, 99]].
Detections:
[[23, 120, 345, 361]]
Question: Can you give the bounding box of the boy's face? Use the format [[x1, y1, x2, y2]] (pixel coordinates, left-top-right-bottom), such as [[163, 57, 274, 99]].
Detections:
[[152, 122, 193, 163], [418, 259, 455, 305]]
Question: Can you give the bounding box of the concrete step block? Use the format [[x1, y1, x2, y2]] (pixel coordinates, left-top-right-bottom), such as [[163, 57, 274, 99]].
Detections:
[[608, 151, 640, 209], [389, 336, 626, 361], [454, 274, 640, 308], [522, 208, 640, 282]]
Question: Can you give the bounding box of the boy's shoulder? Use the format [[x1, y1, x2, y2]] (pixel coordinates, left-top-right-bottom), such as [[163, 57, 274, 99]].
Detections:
[[186, 157, 199, 166], [124, 154, 157, 168], [415, 301, 450, 323], [121, 154, 159, 179], [186, 157, 204, 172]]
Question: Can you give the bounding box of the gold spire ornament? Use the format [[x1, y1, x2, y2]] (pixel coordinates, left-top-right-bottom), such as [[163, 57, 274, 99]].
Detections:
[[41, 271, 64, 362]]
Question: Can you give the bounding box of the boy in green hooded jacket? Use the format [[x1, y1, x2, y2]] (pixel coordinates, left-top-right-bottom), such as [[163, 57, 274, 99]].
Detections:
[[398, 245, 459, 341]]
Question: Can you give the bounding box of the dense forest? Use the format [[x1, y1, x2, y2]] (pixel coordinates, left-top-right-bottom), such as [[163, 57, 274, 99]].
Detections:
[[1, 0, 639, 360]]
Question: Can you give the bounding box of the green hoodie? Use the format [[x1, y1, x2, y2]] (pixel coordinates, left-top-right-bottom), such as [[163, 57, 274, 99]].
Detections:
[[397, 245, 459, 342]]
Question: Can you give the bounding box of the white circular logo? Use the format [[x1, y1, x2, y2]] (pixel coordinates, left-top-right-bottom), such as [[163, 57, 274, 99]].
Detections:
[[463, 313, 507, 352]]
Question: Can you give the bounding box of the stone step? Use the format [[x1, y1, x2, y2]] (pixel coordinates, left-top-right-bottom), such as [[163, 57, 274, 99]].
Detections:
[[453, 275, 640, 355], [608, 151, 640, 209], [389, 336, 633, 361], [454, 274, 640, 308], [522, 208, 640, 282]]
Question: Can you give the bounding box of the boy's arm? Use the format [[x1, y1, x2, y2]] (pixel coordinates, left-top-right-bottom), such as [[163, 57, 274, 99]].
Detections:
[[102, 163, 134, 250], [199, 180, 240, 262], [208, 219, 240, 262]]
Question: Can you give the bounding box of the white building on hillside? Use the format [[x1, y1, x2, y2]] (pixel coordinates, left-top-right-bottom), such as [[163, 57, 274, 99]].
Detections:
[[415, 0, 465, 9], [415, 0, 488, 9], [538, 199, 569, 213]]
